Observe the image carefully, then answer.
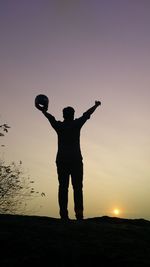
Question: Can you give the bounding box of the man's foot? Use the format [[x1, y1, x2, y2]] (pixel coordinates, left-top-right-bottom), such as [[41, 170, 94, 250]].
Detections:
[[60, 209, 69, 220], [76, 217, 83, 221], [75, 209, 83, 220], [60, 215, 70, 221]]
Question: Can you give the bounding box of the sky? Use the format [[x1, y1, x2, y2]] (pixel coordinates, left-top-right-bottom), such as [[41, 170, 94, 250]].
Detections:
[[0, 0, 150, 219]]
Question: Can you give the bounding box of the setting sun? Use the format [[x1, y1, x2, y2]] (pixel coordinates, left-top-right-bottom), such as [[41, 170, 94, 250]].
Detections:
[[113, 209, 120, 216]]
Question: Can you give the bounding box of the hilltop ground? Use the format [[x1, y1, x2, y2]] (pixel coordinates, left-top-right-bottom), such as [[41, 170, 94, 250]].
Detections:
[[0, 214, 150, 266]]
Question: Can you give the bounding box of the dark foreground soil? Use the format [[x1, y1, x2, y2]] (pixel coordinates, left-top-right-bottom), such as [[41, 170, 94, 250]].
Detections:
[[0, 214, 150, 266]]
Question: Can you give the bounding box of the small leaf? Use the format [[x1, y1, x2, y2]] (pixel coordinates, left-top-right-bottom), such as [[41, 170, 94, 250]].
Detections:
[[4, 124, 11, 128]]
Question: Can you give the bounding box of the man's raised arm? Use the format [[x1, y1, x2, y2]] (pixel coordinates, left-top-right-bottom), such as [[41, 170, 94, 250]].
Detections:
[[83, 101, 101, 118], [35, 102, 57, 127]]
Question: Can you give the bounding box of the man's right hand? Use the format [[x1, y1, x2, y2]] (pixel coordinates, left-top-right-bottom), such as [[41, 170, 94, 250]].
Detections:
[[35, 102, 48, 112]]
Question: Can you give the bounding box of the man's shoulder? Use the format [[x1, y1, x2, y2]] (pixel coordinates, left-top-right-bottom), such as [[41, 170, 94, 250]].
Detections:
[[75, 113, 90, 122], [55, 120, 63, 127], [50, 119, 62, 130]]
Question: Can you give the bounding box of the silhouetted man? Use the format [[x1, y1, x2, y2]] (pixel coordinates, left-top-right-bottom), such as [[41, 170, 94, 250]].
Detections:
[[35, 100, 101, 220]]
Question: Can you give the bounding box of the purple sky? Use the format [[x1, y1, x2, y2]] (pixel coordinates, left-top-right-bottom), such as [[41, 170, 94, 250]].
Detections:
[[0, 0, 150, 219]]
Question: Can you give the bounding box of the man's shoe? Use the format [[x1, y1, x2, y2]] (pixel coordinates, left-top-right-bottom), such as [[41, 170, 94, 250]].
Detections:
[[60, 216, 69, 221], [75, 209, 83, 220]]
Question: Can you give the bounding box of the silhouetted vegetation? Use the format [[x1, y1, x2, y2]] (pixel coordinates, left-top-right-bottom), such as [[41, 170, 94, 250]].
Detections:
[[0, 123, 10, 136], [0, 123, 10, 147], [0, 160, 44, 214], [0, 120, 45, 214]]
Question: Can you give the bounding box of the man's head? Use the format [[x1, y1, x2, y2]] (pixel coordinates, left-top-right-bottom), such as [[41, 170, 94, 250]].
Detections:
[[63, 106, 75, 120]]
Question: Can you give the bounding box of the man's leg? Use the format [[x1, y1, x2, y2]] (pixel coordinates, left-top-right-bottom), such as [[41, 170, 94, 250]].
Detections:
[[71, 161, 84, 220], [56, 162, 70, 219]]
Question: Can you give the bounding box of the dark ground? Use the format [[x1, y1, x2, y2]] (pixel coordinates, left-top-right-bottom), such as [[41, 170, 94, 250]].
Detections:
[[1, 214, 150, 266]]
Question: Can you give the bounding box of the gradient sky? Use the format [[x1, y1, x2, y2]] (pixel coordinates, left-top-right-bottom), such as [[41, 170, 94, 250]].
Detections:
[[0, 0, 150, 219]]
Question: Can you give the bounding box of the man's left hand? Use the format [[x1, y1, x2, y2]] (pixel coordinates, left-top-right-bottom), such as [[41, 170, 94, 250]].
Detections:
[[95, 101, 101, 107]]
